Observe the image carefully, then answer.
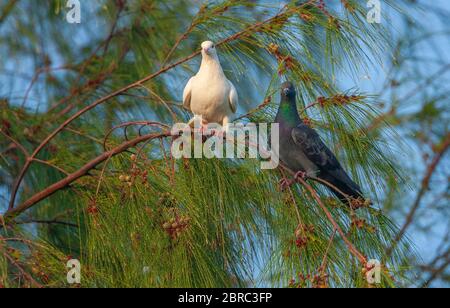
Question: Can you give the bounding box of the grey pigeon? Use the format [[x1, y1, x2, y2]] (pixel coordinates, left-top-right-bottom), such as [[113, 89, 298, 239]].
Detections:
[[275, 81, 367, 208], [183, 41, 238, 130]]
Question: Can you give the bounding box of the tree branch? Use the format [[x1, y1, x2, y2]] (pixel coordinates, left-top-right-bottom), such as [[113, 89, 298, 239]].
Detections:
[[387, 133, 450, 256], [0, 128, 29, 157], [280, 164, 367, 265], [298, 176, 368, 265], [0, 0, 18, 25], [32, 159, 70, 176], [1, 250, 43, 288], [15, 219, 78, 228], [4, 132, 170, 220]]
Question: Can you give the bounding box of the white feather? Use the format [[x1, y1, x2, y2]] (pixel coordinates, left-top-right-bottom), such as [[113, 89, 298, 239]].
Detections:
[[182, 41, 238, 126]]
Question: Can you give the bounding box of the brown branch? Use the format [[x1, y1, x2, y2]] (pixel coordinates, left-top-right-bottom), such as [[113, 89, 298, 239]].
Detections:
[[21, 66, 70, 108], [365, 107, 396, 133], [4, 132, 170, 220], [32, 159, 69, 176], [0, 0, 18, 25], [103, 121, 169, 151], [137, 85, 178, 122], [94, 153, 114, 198], [1, 237, 34, 245], [299, 177, 367, 265], [55, 49, 128, 117], [122, 93, 185, 109], [421, 250, 450, 288], [310, 176, 353, 204], [63, 127, 104, 145], [7, 2, 307, 210], [0, 131, 69, 202], [279, 168, 303, 223], [0, 128, 29, 157], [280, 164, 367, 265], [1, 250, 43, 288], [101, 2, 124, 56], [47, 5, 126, 114], [299, 101, 321, 114], [320, 229, 337, 271], [15, 219, 78, 228], [398, 63, 450, 103], [387, 133, 450, 256], [161, 6, 202, 67], [235, 96, 273, 121]]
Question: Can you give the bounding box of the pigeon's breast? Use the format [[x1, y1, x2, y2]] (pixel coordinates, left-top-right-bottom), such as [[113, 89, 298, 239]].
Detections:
[[190, 76, 231, 123]]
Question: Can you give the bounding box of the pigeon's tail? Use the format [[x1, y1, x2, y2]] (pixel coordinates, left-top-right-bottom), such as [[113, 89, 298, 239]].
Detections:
[[320, 174, 370, 209]]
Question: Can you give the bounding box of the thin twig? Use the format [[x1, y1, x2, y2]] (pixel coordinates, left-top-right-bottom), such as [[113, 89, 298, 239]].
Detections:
[[320, 229, 337, 271], [279, 168, 303, 223], [299, 177, 367, 265], [387, 133, 450, 256], [161, 8, 201, 67], [32, 159, 70, 176], [0, 129, 30, 157], [103, 121, 169, 151], [0, 0, 18, 25], [1, 250, 43, 288], [235, 96, 273, 121], [47, 5, 126, 114], [137, 84, 178, 122], [21, 66, 70, 108], [15, 219, 78, 228], [280, 164, 367, 265]]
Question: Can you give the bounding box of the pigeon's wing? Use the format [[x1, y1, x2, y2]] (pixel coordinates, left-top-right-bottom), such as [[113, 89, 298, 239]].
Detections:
[[291, 124, 361, 192], [291, 124, 339, 169], [183, 77, 195, 110], [227, 80, 238, 114]]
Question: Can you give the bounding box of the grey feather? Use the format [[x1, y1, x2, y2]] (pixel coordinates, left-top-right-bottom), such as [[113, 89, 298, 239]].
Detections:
[[275, 81, 366, 207]]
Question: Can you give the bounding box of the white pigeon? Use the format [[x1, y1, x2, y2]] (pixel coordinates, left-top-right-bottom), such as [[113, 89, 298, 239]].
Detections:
[[183, 41, 238, 130]]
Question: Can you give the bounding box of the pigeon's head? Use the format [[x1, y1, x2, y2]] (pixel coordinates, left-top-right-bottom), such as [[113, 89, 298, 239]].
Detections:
[[281, 82, 296, 100], [201, 41, 218, 58]]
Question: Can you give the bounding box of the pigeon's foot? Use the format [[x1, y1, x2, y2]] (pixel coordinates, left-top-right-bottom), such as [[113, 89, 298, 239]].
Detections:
[[213, 128, 226, 139], [189, 115, 209, 135], [192, 123, 209, 136], [198, 124, 209, 136], [279, 171, 309, 191], [294, 171, 308, 181], [279, 178, 294, 191]]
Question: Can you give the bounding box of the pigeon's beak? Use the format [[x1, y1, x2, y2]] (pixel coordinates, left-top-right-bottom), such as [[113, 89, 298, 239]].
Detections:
[[203, 47, 210, 54]]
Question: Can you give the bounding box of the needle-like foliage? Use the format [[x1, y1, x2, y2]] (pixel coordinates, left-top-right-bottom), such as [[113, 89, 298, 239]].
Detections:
[[0, 0, 418, 288]]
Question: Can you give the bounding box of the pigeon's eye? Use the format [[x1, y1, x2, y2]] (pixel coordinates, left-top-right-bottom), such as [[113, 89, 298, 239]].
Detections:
[[212, 45, 215, 49]]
